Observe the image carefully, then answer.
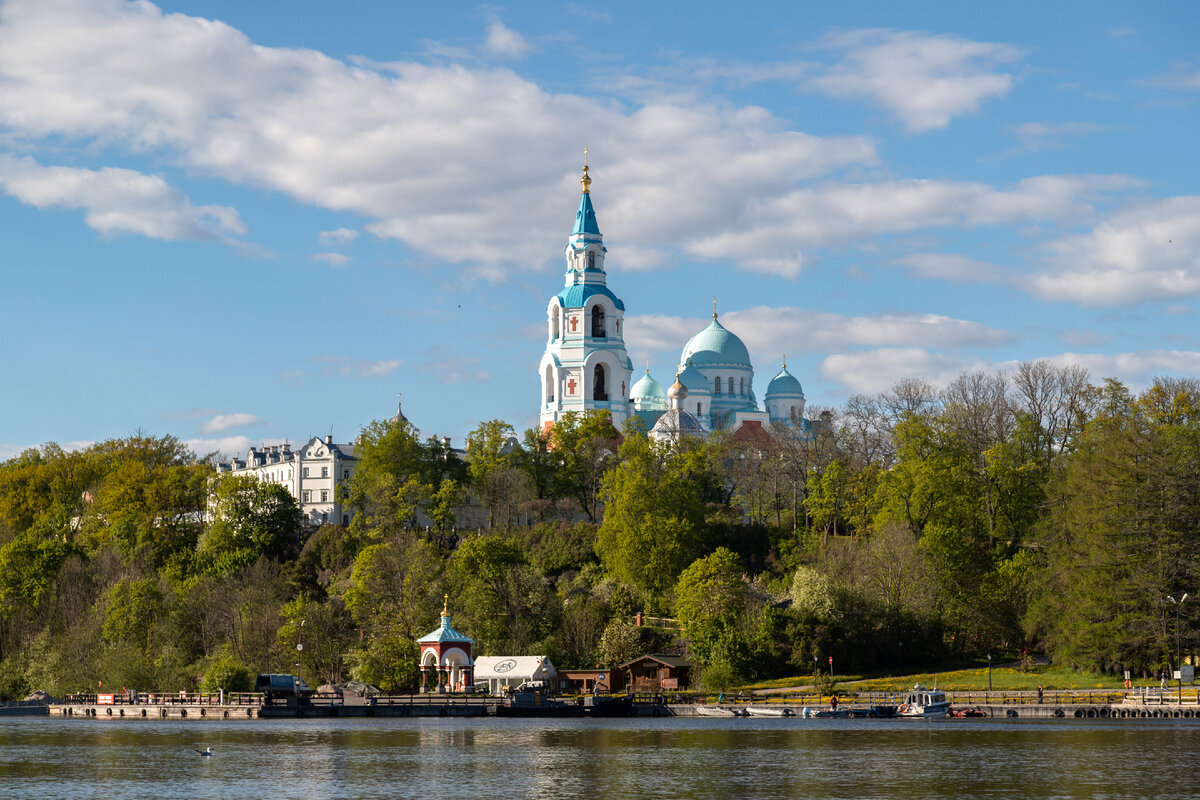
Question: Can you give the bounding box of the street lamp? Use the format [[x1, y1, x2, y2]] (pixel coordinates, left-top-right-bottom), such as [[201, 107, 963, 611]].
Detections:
[[987, 654, 993, 693], [296, 619, 306, 678], [1168, 595, 1188, 703]]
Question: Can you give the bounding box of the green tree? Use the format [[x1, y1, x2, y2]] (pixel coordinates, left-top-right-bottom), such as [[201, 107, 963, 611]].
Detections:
[[674, 548, 747, 666], [204, 474, 303, 561], [596, 433, 705, 596]]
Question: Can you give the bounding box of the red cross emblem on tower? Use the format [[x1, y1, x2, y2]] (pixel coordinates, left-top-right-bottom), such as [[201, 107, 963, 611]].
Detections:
[[570, 317, 578, 332], [567, 377, 577, 394]]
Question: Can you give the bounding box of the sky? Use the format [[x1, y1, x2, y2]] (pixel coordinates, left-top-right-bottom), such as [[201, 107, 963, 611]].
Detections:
[[2, 0, 1199, 460]]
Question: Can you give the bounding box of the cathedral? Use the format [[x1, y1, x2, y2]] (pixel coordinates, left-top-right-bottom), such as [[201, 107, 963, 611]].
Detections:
[[538, 164, 812, 442]]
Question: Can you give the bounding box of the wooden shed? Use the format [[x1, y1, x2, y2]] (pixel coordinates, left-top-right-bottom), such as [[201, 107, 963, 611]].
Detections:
[[558, 669, 625, 695], [619, 654, 694, 692]]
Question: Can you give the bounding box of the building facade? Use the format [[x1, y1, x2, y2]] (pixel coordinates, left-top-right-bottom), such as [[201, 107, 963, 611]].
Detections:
[[215, 434, 356, 526]]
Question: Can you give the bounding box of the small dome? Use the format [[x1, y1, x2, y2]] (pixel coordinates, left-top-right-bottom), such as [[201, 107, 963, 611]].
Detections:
[[677, 361, 711, 394], [649, 408, 707, 441], [667, 376, 688, 400], [680, 318, 752, 369], [766, 365, 804, 398], [631, 371, 667, 401]]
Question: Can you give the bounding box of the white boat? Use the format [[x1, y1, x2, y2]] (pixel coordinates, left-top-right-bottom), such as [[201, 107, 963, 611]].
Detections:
[[897, 684, 951, 717], [695, 705, 742, 717], [745, 706, 794, 717]]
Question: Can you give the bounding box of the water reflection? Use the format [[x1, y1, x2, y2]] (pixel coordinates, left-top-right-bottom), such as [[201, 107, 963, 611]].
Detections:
[[3, 717, 1200, 799]]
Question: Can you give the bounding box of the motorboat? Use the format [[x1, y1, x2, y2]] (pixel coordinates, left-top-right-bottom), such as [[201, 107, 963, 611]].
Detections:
[[695, 705, 743, 717], [897, 684, 951, 717], [745, 706, 794, 717]]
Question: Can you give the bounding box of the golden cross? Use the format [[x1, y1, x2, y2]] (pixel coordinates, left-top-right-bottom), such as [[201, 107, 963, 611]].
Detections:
[[713, 297, 718, 318], [584, 146, 589, 166]]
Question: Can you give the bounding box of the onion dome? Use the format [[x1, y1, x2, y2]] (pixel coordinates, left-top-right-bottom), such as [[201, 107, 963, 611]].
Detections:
[[667, 374, 688, 401], [680, 317, 752, 370], [649, 408, 707, 441], [765, 363, 804, 399], [632, 370, 667, 399]]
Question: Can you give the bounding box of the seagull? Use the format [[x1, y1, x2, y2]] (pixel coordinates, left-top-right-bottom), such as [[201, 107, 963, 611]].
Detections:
[[195, 747, 213, 757]]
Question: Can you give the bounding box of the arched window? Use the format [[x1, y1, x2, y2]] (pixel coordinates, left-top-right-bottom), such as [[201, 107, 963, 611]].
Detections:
[[545, 365, 555, 403], [728, 376, 734, 394], [593, 363, 607, 401], [591, 305, 606, 338], [714, 377, 722, 395], [740, 377, 745, 395], [551, 307, 560, 340], [587, 252, 595, 269], [697, 402, 703, 415]]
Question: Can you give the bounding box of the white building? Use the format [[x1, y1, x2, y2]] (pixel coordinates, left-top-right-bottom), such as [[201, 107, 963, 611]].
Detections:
[[216, 434, 357, 526]]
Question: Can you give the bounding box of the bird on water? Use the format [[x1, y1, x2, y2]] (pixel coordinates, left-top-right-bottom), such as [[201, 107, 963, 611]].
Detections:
[[195, 747, 213, 756]]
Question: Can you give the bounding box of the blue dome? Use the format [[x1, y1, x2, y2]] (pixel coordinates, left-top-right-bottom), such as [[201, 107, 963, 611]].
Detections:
[[766, 366, 804, 398], [677, 361, 711, 394], [630, 371, 666, 400], [681, 318, 752, 368]]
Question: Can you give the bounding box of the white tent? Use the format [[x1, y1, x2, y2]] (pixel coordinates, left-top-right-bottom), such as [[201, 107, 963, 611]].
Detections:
[[474, 655, 558, 695]]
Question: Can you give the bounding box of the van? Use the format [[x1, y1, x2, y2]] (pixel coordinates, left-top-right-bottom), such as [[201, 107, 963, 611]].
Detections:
[[255, 674, 313, 700]]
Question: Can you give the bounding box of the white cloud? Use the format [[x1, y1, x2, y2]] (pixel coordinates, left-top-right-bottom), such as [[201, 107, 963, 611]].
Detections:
[[891, 252, 1007, 283], [1148, 62, 1200, 90], [311, 356, 402, 377], [625, 306, 1012, 367], [482, 17, 531, 59], [820, 346, 1200, 397], [687, 174, 1135, 278], [1028, 196, 1200, 306], [820, 348, 988, 394], [0, 155, 244, 241], [312, 252, 350, 267], [187, 435, 287, 460], [317, 227, 358, 245], [807, 29, 1022, 132], [199, 412, 264, 434], [0, 439, 94, 461], [1010, 121, 1110, 151], [1165, 305, 1193, 316], [0, 0, 875, 277]]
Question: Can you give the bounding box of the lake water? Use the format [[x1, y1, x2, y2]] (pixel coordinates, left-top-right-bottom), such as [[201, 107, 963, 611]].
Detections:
[[3, 716, 1200, 799]]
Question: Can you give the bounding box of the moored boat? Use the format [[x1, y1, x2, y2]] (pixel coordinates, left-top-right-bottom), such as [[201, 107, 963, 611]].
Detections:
[[745, 706, 794, 717], [696, 705, 742, 717], [897, 684, 951, 718]]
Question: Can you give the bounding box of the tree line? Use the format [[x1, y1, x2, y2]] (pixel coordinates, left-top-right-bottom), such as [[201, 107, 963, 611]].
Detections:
[[2, 362, 1198, 698]]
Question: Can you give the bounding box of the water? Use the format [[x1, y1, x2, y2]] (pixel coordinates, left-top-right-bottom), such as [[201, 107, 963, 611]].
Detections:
[[3, 716, 1200, 799]]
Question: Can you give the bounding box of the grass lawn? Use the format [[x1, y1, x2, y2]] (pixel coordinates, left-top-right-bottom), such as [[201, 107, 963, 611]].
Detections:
[[748, 664, 1145, 693]]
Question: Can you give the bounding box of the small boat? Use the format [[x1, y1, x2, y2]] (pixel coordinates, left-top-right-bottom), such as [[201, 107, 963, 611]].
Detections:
[[745, 706, 794, 717], [897, 684, 951, 718], [695, 705, 742, 717], [950, 707, 987, 718], [803, 707, 850, 718]]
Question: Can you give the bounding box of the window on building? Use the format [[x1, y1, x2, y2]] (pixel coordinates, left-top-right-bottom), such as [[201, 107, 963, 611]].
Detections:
[[593, 363, 608, 401], [343, 514, 349, 526], [740, 377, 745, 395], [728, 376, 734, 394], [322, 467, 329, 478], [303, 467, 309, 478], [545, 364, 555, 403], [343, 469, 350, 479], [303, 490, 311, 503], [590, 305, 606, 338], [697, 402, 702, 415], [713, 377, 721, 395], [587, 251, 595, 269], [552, 307, 560, 340], [321, 489, 329, 502]]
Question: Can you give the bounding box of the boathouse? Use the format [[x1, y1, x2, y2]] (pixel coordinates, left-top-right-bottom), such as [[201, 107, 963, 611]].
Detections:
[[417, 596, 475, 693], [620, 654, 693, 692], [558, 669, 624, 694]]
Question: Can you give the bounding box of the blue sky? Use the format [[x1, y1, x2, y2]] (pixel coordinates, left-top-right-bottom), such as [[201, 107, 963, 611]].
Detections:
[[2, 0, 1198, 459]]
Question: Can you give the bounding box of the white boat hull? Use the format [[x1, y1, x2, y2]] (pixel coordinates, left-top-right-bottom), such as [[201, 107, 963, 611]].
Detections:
[[695, 706, 741, 717], [745, 706, 794, 717]]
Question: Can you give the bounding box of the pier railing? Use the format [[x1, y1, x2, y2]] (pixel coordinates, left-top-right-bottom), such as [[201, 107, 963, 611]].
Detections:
[[65, 691, 263, 706]]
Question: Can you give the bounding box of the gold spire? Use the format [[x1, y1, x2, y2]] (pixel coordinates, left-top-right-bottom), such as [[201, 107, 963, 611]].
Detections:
[[783, 354, 787, 369], [580, 147, 591, 194], [442, 593, 449, 616], [645, 360, 650, 375], [713, 297, 718, 319]]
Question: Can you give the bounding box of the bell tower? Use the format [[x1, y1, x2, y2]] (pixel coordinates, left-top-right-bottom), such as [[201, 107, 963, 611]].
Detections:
[[538, 159, 633, 431]]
